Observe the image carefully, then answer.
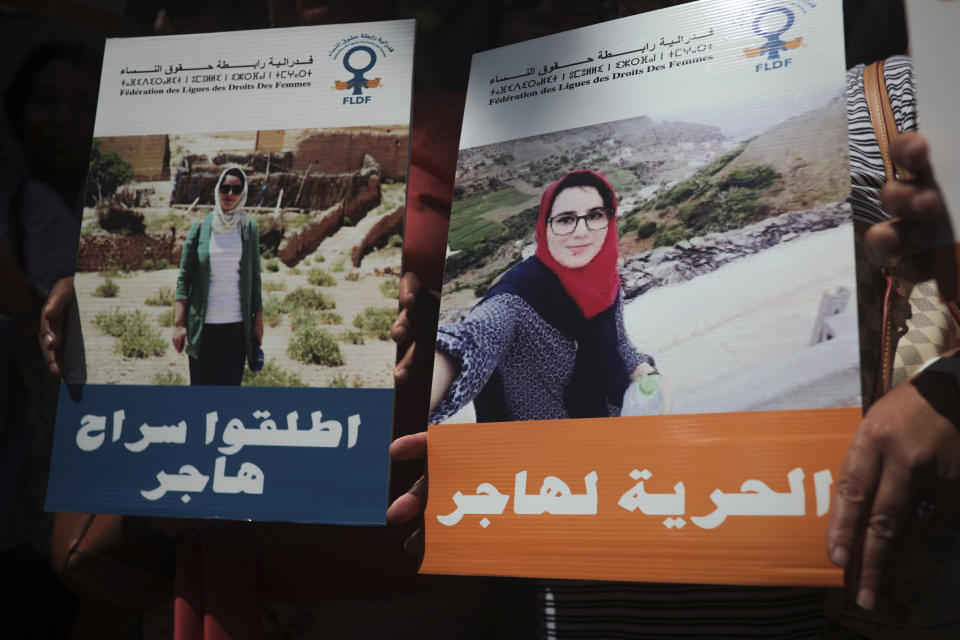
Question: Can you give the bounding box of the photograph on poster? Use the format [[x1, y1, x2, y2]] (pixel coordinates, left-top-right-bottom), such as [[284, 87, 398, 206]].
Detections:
[[434, 92, 857, 422], [75, 126, 407, 388]]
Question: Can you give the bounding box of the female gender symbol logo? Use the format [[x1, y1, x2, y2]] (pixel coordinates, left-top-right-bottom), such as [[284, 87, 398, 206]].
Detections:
[[752, 7, 795, 61], [342, 45, 377, 96]]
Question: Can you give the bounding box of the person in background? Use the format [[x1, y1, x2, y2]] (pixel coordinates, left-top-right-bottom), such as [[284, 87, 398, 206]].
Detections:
[[4, 41, 100, 213], [1, 38, 99, 640]]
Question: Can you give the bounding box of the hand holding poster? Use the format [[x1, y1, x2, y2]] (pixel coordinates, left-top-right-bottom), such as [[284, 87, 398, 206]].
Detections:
[[46, 20, 414, 524], [422, 0, 859, 585]]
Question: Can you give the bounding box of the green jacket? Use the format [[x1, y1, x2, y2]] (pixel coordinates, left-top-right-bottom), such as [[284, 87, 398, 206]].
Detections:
[[175, 212, 262, 362]]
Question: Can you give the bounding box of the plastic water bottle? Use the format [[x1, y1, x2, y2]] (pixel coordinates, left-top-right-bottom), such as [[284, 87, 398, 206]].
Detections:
[[621, 373, 663, 416]]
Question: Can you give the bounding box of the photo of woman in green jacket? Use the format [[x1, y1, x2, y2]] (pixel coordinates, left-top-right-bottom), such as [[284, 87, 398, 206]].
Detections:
[[173, 166, 263, 385]]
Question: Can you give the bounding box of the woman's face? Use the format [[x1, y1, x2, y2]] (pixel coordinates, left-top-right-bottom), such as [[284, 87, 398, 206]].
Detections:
[[219, 175, 243, 211], [545, 186, 610, 269]]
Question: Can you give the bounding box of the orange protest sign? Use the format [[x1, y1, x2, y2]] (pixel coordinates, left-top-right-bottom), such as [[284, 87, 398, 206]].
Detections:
[[423, 0, 859, 589], [422, 408, 860, 587]]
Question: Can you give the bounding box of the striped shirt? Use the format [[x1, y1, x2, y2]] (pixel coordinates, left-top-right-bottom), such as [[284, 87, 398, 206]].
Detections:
[[847, 55, 916, 225]]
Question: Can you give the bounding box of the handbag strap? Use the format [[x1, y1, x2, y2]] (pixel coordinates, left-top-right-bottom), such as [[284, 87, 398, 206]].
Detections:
[[863, 61, 960, 396], [863, 59, 960, 325], [863, 60, 914, 182]]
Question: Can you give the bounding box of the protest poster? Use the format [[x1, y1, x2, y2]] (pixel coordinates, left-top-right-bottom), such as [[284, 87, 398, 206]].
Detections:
[[422, 0, 859, 585], [45, 20, 414, 524]]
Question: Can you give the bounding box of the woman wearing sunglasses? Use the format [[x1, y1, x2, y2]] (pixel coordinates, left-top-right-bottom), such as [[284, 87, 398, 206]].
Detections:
[[429, 170, 655, 423], [173, 167, 263, 385]]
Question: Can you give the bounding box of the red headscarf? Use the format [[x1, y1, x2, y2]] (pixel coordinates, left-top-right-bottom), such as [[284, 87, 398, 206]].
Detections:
[[535, 170, 620, 319]]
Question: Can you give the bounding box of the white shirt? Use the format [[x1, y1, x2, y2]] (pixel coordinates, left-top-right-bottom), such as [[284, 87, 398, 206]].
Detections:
[[205, 226, 243, 324]]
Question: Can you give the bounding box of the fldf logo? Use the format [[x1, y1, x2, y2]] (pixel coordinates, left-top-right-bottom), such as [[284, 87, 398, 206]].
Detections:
[[744, 6, 804, 72], [334, 45, 382, 104]]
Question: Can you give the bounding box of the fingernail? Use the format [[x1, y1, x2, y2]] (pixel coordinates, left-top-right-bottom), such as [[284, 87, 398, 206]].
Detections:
[[829, 546, 848, 568], [856, 587, 875, 611]]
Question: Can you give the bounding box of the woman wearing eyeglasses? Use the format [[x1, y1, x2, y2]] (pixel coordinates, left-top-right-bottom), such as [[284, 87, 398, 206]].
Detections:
[[173, 166, 263, 385], [429, 170, 655, 423]]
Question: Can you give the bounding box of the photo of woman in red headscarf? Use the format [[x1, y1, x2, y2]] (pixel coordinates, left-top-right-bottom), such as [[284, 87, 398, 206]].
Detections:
[[428, 170, 657, 424]]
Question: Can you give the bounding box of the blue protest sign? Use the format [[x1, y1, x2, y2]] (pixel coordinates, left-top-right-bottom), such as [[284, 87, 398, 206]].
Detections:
[[46, 385, 393, 524]]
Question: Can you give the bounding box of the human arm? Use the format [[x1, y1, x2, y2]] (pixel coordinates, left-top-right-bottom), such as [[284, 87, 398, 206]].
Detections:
[[250, 220, 263, 314], [254, 311, 263, 345], [613, 292, 669, 409], [385, 431, 428, 555], [3, 181, 78, 341], [387, 299, 455, 555], [426, 294, 521, 423], [173, 222, 200, 353], [389, 272, 520, 549], [392, 272, 441, 384], [38, 276, 75, 376], [394, 269, 524, 424], [175, 221, 200, 302], [826, 349, 960, 610], [614, 292, 655, 378], [172, 300, 187, 353], [826, 132, 960, 609], [429, 351, 456, 413], [387, 272, 441, 554], [250, 220, 263, 345]]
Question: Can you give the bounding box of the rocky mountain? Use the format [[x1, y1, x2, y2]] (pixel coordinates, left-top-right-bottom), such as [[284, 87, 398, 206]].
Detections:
[[721, 92, 849, 213], [454, 115, 727, 197]]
